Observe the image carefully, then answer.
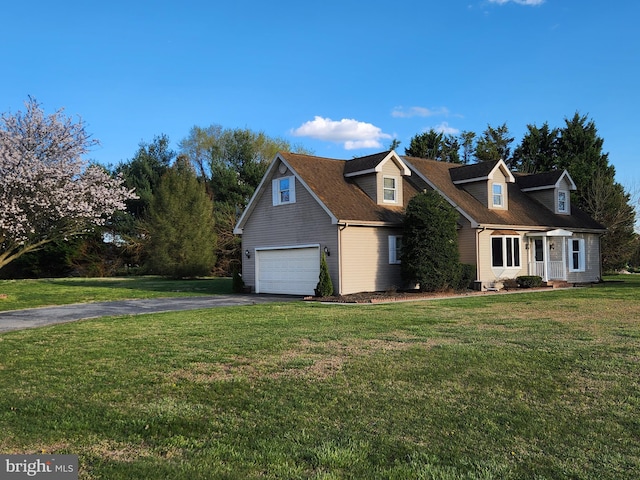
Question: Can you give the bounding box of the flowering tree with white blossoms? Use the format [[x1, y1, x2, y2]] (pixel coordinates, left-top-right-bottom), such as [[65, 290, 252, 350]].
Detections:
[[0, 98, 136, 271]]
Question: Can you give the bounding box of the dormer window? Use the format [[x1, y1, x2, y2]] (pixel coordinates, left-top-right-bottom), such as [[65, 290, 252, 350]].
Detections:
[[383, 176, 398, 203], [272, 176, 296, 206], [492, 183, 503, 207], [558, 190, 568, 213]]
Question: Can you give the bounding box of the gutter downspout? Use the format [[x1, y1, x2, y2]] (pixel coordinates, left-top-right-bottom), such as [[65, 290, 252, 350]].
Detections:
[[476, 226, 485, 289], [338, 222, 348, 295]]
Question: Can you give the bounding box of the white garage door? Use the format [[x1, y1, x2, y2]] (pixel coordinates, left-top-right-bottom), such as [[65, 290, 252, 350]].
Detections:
[[256, 247, 320, 295]]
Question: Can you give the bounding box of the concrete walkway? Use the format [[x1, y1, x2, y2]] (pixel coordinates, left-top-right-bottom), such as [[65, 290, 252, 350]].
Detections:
[[0, 294, 299, 333]]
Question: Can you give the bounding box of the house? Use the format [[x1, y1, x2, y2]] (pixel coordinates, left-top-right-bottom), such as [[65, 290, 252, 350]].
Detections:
[[233, 150, 605, 295]]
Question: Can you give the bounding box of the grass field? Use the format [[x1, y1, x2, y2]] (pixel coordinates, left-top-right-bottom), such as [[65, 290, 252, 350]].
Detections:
[[0, 276, 232, 311], [0, 276, 638, 479]]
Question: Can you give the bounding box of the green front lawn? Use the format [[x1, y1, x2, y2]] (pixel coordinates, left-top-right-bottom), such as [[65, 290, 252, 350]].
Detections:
[[0, 276, 232, 311], [0, 276, 639, 479]]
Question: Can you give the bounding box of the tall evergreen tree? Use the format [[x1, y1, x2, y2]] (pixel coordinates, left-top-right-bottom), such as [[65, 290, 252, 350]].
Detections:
[[459, 130, 476, 164], [117, 135, 174, 219], [405, 129, 462, 163], [556, 113, 616, 200], [474, 123, 514, 166], [179, 125, 310, 275], [145, 158, 216, 278], [510, 113, 636, 270], [512, 122, 560, 173]]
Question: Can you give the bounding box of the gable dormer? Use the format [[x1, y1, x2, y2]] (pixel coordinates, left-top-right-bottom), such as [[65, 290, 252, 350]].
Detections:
[[516, 170, 576, 215], [450, 159, 515, 210], [343, 150, 411, 206]]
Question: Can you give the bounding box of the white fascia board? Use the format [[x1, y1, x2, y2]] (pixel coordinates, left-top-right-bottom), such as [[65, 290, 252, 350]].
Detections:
[[520, 170, 577, 192], [344, 168, 377, 178], [452, 159, 515, 185], [558, 170, 577, 190], [287, 165, 340, 225], [344, 151, 411, 178], [234, 155, 281, 234], [403, 158, 479, 229], [520, 185, 553, 192], [452, 176, 489, 185], [384, 151, 411, 176], [524, 228, 573, 237], [234, 153, 339, 234], [493, 159, 516, 183]]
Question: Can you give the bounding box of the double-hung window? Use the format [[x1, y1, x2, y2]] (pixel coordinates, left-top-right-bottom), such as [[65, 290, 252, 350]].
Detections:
[[491, 236, 520, 268], [272, 176, 296, 206], [388, 235, 402, 264], [569, 238, 585, 272], [558, 190, 568, 213], [383, 176, 398, 203], [492, 183, 503, 207]]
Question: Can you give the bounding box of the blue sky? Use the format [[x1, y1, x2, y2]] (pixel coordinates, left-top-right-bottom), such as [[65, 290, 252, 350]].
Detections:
[[2, 0, 638, 189]]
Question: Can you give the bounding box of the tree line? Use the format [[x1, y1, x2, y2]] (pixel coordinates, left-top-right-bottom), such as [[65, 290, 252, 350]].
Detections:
[[404, 115, 637, 271], [1, 99, 638, 279]]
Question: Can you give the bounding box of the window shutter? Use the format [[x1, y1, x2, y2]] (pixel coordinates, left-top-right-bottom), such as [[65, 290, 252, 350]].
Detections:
[[289, 177, 296, 203], [272, 179, 279, 205], [388, 236, 396, 264]]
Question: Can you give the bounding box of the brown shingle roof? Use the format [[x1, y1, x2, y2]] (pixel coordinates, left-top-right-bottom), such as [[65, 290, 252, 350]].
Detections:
[[274, 152, 603, 231], [403, 156, 604, 231], [280, 152, 417, 225]]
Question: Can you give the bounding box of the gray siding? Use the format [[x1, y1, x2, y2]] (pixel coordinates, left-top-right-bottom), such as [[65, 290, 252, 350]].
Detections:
[[352, 173, 377, 203], [566, 233, 602, 283], [241, 168, 338, 292], [527, 189, 555, 212], [462, 181, 488, 206]]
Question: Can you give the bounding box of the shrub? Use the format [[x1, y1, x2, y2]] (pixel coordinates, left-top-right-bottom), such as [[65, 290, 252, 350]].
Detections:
[[455, 264, 476, 291], [502, 278, 519, 289], [232, 268, 245, 293], [401, 190, 461, 292], [517, 275, 543, 288], [315, 252, 334, 297]]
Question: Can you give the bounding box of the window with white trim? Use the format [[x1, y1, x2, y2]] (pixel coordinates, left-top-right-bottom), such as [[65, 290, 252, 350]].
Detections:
[[272, 176, 296, 206], [558, 190, 568, 213], [491, 236, 521, 268], [383, 176, 398, 203], [569, 238, 585, 272], [492, 183, 504, 207], [389, 235, 402, 264]]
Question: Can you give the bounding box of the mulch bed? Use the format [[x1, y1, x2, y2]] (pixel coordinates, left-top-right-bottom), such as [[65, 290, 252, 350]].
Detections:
[[303, 287, 548, 304]]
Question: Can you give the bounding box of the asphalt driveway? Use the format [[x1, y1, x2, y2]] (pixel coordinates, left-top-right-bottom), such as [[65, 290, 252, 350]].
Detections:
[[0, 294, 299, 333]]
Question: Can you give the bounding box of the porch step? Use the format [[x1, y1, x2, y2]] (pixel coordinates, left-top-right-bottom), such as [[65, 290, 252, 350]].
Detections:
[[546, 280, 571, 289]]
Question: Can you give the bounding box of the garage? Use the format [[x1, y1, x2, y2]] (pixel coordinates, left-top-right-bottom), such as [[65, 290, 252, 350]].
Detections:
[[255, 246, 320, 295]]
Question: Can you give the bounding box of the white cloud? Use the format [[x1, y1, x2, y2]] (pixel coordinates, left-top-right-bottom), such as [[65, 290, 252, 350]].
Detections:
[[488, 0, 544, 5], [433, 122, 460, 135], [391, 106, 450, 118], [291, 116, 392, 150]]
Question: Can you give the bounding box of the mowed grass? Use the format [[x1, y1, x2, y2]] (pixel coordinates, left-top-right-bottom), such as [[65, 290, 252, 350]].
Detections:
[[0, 276, 638, 479], [0, 276, 232, 311]]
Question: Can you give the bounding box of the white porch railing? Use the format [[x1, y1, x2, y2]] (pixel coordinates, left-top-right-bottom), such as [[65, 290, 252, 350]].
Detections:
[[548, 261, 565, 280], [532, 261, 565, 280]]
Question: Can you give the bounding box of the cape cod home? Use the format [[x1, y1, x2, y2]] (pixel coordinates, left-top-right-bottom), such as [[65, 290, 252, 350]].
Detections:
[[233, 150, 605, 295]]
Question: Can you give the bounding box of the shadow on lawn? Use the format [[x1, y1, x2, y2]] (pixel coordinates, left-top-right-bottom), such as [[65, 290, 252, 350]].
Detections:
[[48, 276, 233, 295]]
